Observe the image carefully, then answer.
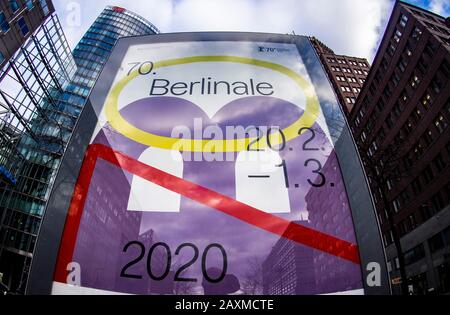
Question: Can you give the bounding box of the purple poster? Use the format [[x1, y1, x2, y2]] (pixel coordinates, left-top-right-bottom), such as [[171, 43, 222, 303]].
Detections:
[[52, 40, 364, 295]]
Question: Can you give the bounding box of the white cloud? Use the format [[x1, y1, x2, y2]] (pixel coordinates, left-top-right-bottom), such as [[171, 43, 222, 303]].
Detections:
[[53, 0, 395, 61], [428, 0, 450, 16]]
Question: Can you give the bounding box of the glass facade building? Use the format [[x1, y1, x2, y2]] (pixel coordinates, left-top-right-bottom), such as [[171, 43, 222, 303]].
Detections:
[[68, 6, 159, 104], [0, 14, 76, 293], [0, 6, 158, 293]]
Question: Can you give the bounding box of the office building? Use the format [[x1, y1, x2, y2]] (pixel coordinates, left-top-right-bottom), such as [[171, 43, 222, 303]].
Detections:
[[262, 221, 316, 295], [349, 1, 450, 295], [0, 11, 76, 293], [0, 5, 159, 293], [0, 0, 54, 67], [68, 6, 159, 104], [305, 152, 364, 294], [310, 37, 370, 115]]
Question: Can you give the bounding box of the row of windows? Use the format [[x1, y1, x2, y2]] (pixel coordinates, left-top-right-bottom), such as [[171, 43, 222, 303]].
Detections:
[[73, 53, 106, 70], [336, 75, 365, 84], [380, 171, 449, 242], [75, 56, 103, 72], [424, 21, 450, 37], [410, 6, 450, 38], [428, 226, 450, 254], [0, 12, 29, 36], [387, 226, 450, 277], [78, 37, 113, 53], [4, 0, 35, 15], [356, 55, 448, 147], [341, 85, 361, 94], [327, 57, 368, 67], [0, 225, 37, 252], [331, 66, 368, 75], [409, 7, 442, 24], [101, 9, 157, 34], [346, 96, 357, 104], [368, 104, 448, 163], [64, 83, 90, 98], [95, 16, 152, 37], [0, 1, 49, 34], [73, 41, 111, 62], [392, 151, 448, 215], [106, 7, 158, 32], [87, 25, 121, 42], [83, 31, 117, 46], [378, 23, 422, 88]]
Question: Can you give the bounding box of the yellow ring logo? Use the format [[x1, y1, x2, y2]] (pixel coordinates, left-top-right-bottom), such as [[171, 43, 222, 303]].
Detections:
[[104, 56, 320, 152]]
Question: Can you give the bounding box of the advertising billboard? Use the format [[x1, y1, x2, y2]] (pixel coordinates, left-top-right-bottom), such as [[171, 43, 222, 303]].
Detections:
[[27, 33, 389, 295]]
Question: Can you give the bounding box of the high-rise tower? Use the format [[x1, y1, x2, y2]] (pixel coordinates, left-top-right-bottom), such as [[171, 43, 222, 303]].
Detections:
[[350, 1, 450, 295]]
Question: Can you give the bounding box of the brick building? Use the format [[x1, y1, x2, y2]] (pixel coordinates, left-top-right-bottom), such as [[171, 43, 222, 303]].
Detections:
[[0, 0, 54, 67], [310, 37, 370, 115], [349, 1, 450, 294]]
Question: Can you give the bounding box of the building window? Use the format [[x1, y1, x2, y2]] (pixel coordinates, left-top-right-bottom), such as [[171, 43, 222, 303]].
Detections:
[[39, 0, 50, 16], [413, 142, 424, 159], [17, 17, 29, 36], [412, 107, 422, 123], [421, 92, 433, 109], [422, 166, 434, 184], [409, 74, 420, 88], [428, 233, 445, 253], [392, 102, 404, 118], [411, 177, 422, 195], [0, 12, 10, 33], [422, 129, 434, 147], [434, 114, 448, 133], [391, 71, 401, 86], [399, 14, 408, 28], [424, 40, 438, 59], [387, 42, 396, 56], [10, 0, 20, 13], [384, 232, 393, 246], [400, 89, 409, 103], [433, 153, 446, 172], [412, 26, 422, 41], [392, 199, 401, 213], [393, 29, 402, 42], [376, 99, 385, 111], [397, 57, 408, 72], [394, 257, 400, 269], [341, 85, 352, 92], [386, 179, 393, 191], [361, 131, 367, 142], [430, 192, 445, 214], [430, 75, 444, 94], [404, 244, 425, 266], [26, 0, 34, 10]]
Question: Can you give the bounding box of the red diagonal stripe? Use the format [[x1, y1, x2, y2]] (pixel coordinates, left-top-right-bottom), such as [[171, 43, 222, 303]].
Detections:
[[55, 144, 360, 282]]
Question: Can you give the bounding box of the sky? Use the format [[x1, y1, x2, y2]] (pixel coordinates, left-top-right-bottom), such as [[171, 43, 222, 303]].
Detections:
[[53, 0, 450, 62]]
